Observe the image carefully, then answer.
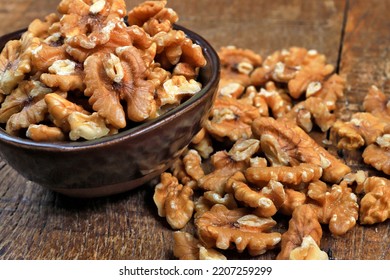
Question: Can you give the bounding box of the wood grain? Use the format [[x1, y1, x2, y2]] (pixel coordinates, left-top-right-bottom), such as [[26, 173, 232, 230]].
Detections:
[[0, 0, 389, 260]]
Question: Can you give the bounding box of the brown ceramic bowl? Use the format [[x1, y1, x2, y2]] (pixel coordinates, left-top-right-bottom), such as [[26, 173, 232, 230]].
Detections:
[[0, 25, 220, 197]]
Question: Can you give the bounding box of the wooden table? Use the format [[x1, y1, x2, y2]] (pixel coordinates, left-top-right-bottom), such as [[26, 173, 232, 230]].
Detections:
[[0, 0, 389, 260]]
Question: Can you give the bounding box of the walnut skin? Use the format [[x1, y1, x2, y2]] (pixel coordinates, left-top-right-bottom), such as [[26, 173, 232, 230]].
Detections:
[[196, 204, 281, 256], [252, 117, 351, 183]]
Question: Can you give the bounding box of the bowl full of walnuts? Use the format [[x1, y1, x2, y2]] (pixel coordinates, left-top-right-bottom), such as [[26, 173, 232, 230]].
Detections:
[[0, 0, 220, 197]]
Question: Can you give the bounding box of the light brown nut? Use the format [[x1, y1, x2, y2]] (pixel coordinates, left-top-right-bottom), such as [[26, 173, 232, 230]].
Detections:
[[357, 176, 390, 225], [205, 96, 261, 141], [156, 75, 201, 107], [258, 81, 292, 119], [252, 117, 351, 183], [307, 180, 359, 236], [31, 42, 68, 73], [26, 124, 65, 142], [362, 144, 390, 175], [203, 191, 238, 210], [276, 204, 323, 260], [332, 112, 387, 150], [153, 173, 194, 230], [68, 111, 110, 141], [228, 172, 284, 218], [227, 138, 260, 162], [363, 85, 390, 123], [195, 204, 281, 256], [198, 148, 248, 194], [289, 235, 329, 260], [173, 231, 226, 260], [288, 50, 334, 99], [190, 128, 214, 159], [245, 163, 323, 187], [306, 73, 345, 111], [27, 13, 59, 39], [0, 80, 51, 123], [173, 231, 201, 260], [279, 189, 307, 216], [0, 34, 37, 95], [218, 46, 262, 86], [182, 149, 205, 182], [282, 97, 336, 132], [59, 0, 127, 50], [331, 120, 365, 150], [45, 92, 88, 132]]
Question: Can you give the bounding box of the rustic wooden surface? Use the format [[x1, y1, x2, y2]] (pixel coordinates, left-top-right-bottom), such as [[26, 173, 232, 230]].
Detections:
[[0, 0, 389, 260]]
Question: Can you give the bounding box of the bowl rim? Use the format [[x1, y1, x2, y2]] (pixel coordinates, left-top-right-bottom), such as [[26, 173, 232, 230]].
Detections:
[[0, 24, 220, 152]]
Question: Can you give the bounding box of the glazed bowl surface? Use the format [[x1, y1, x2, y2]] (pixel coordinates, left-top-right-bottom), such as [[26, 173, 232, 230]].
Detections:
[[0, 25, 220, 197]]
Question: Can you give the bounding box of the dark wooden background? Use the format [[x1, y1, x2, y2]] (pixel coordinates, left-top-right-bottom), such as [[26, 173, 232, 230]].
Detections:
[[0, 0, 389, 260]]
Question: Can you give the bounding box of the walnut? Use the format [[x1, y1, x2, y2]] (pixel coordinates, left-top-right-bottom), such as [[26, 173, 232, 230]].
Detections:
[[332, 113, 386, 150], [306, 74, 345, 111], [205, 96, 261, 141], [31, 42, 68, 73], [44, 92, 88, 132], [26, 124, 65, 142], [128, 1, 178, 36], [218, 81, 246, 99], [282, 97, 336, 132], [218, 46, 262, 86], [356, 176, 390, 225], [307, 180, 359, 236], [190, 128, 214, 159], [170, 156, 196, 188], [279, 189, 307, 216], [68, 111, 110, 141], [277, 204, 324, 260], [84, 47, 156, 128], [27, 13, 60, 39], [288, 50, 334, 99], [258, 81, 292, 119], [362, 144, 390, 175], [203, 191, 238, 210], [228, 172, 285, 217], [252, 117, 351, 183], [182, 149, 205, 182], [195, 204, 281, 256], [0, 33, 37, 95], [0, 80, 51, 124], [156, 75, 201, 108], [227, 138, 260, 162], [245, 163, 323, 188], [289, 235, 329, 260], [197, 141, 253, 193], [153, 173, 194, 229], [40, 59, 84, 91], [1, 80, 52, 136], [363, 85, 390, 123], [58, 0, 127, 50], [173, 231, 226, 260]]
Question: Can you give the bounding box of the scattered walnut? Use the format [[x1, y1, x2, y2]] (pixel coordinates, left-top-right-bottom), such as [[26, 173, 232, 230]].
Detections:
[[182, 149, 205, 182], [356, 176, 390, 225], [196, 204, 281, 256], [205, 95, 261, 141], [362, 144, 390, 175], [252, 117, 351, 183], [307, 180, 359, 236], [277, 204, 324, 260], [190, 128, 214, 159], [173, 231, 226, 260], [245, 163, 323, 188], [154, 173, 194, 229], [289, 235, 329, 260], [363, 85, 390, 123]]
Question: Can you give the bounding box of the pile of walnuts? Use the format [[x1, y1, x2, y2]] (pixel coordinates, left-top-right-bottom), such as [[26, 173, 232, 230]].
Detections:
[[0, 0, 206, 141], [153, 46, 390, 260]]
